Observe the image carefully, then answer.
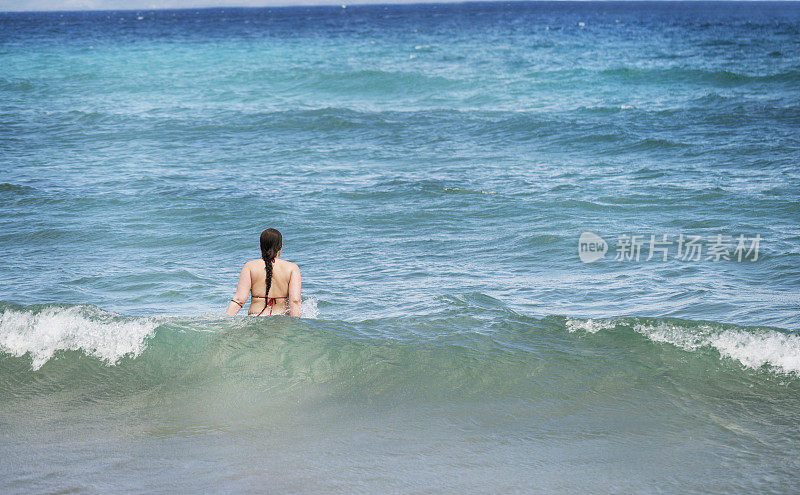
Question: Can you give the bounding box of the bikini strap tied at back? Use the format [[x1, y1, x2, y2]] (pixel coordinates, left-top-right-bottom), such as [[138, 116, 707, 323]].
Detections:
[[255, 295, 287, 316]]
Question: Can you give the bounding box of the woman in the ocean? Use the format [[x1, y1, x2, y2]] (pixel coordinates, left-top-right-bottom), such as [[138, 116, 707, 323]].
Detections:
[[226, 228, 301, 317]]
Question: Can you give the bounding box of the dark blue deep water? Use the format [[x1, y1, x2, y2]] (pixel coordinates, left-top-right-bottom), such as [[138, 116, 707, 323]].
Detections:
[[1, 2, 799, 493]]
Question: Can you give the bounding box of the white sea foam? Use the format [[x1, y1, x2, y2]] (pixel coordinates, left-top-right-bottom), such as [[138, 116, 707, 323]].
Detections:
[[565, 317, 616, 334], [0, 305, 158, 370], [566, 316, 800, 375], [636, 322, 800, 375], [300, 296, 320, 319]]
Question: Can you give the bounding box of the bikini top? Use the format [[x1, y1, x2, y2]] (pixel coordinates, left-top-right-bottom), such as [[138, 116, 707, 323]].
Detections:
[[251, 294, 287, 316]]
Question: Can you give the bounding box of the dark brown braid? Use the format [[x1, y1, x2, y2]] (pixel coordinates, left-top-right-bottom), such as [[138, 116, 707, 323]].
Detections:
[[260, 228, 282, 299]]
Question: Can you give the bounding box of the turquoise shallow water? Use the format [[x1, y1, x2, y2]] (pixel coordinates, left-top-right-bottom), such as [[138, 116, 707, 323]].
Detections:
[[1, 2, 800, 492]]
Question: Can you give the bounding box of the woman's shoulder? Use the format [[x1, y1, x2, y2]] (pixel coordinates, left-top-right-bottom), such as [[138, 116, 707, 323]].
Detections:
[[246, 258, 298, 271], [244, 259, 266, 272], [276, 259, 299, 271]]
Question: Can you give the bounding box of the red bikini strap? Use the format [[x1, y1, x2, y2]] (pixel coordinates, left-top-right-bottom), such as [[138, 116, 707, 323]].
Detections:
[[257, 297, 285, 316]]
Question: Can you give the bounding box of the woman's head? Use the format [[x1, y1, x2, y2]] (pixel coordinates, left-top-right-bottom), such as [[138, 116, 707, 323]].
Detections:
[[260, 228, 282, 260]]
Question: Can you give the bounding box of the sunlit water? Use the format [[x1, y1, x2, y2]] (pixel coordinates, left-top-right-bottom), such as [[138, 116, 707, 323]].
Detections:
[[1, 2, 799, 492]]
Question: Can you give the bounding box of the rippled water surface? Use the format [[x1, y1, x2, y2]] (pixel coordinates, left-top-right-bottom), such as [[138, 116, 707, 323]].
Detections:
[[1, 2, 799, 493]]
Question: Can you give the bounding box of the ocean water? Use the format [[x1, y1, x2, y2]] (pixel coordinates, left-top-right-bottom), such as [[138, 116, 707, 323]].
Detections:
[[1, 1, 799, 492]]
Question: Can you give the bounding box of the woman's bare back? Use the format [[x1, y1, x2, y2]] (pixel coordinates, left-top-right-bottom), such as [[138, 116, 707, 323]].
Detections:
[[227, 257, 301, 317], [226, 228, 301, 317], [247, 258, 294, 315]]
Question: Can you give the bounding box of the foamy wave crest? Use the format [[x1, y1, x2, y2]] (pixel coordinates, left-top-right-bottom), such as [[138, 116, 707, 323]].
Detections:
[[565, 317, 616, 333], [567, 316, 800, 375], [636, 322, 800, 375], [0, 305, 158, 370]]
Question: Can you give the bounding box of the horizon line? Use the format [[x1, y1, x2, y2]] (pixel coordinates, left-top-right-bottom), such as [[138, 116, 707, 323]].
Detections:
[[3, 0, 800, 15]]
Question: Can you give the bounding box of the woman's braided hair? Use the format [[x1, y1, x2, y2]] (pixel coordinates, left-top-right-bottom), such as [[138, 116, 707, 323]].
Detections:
[[260, 228, 282, 299]]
